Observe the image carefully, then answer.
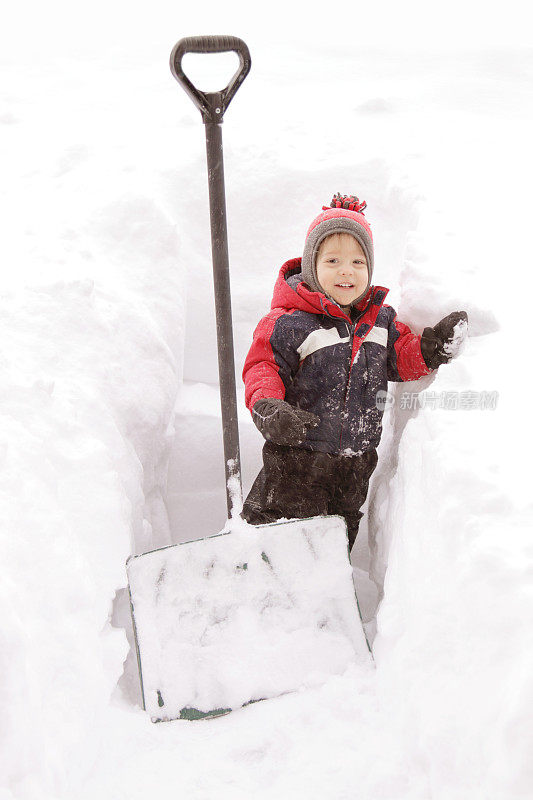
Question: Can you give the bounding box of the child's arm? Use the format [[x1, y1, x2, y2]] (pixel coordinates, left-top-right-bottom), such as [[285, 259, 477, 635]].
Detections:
[[386, 311, 433, 382], [243, 311, 319, 446], [386, 309, 468, 381], [243, 311, 298, 410]]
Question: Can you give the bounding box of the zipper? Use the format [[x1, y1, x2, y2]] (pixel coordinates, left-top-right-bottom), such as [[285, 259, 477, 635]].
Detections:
[[339, 321, 355, 451], [321, 302, 365, 452], [336, 290, 386, 451]]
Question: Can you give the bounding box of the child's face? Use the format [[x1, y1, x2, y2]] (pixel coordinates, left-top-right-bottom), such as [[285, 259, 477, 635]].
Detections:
[[316, 233, 368, 307]]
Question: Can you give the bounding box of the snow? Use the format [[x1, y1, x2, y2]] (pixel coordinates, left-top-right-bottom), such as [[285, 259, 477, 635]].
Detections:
[[1, 2, 532, 799], [127, 516, 370, 721], [443, 318, 468, 358]]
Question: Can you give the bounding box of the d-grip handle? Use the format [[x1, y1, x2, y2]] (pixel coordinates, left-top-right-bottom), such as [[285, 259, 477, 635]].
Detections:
[[170, 36, 251, 123]]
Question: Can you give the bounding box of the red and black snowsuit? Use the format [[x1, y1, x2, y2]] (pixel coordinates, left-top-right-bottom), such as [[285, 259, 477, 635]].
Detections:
[[242, 258, 433, 547]]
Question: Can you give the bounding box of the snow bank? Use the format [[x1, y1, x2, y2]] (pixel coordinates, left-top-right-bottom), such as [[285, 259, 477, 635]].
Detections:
[[368, 173, 533, 798], [0, 137, 185, 796], [373, 350, 533, 798]]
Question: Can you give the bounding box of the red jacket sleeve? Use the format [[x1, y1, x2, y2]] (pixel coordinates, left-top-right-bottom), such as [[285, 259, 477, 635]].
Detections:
[[386, 313, 433, 382], [242, 310, 296, 411]]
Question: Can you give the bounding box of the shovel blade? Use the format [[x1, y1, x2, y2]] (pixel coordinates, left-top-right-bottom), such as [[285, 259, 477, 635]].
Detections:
[[126, 515, 371, 722]]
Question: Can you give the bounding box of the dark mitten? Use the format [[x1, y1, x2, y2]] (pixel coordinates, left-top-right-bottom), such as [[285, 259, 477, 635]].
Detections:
[[421, 311, 469, 369], [252, 398, 320, 446]]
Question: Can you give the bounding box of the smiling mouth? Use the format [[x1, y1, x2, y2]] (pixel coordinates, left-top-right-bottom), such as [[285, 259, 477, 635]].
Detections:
[[335, 283, 354, 288]]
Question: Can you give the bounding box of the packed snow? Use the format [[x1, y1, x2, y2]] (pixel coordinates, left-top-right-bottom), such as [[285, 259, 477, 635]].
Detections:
[[442, 318, 468, 359], [1, 2, 532, 799]]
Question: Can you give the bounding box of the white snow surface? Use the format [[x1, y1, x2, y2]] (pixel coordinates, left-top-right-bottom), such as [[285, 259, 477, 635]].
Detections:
[[1, 3, 533, 799], [127, 516, 370, 720]]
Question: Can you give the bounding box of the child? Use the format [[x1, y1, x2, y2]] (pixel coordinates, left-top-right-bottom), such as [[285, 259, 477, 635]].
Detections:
[[241, 194, 468, 550]]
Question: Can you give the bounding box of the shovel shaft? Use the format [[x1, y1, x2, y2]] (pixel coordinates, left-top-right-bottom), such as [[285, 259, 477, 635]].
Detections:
[[170, 36, 250, 518], [204, 122, 242, 514]]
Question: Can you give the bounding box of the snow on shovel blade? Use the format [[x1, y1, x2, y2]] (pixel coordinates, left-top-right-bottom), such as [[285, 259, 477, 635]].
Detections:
[[126, 515, 371, 722]]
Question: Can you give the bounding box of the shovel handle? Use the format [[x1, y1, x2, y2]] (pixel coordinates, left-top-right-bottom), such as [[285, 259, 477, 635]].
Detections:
[[170, 36, 251, 123]]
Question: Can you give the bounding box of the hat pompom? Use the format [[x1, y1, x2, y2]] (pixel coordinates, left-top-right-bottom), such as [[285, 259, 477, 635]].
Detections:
[[327, 193, 367, 214]]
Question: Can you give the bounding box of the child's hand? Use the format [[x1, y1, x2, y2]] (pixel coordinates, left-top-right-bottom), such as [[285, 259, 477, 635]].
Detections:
[[252, 398, 320, 446], [421, 311, 469, 369]]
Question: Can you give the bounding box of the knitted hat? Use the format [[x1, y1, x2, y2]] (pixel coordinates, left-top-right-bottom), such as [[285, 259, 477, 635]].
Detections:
[[302, 194, 374, 304]]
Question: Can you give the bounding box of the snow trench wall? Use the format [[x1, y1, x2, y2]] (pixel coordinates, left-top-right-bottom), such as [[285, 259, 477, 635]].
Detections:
[[0, 191, 185, 798], [368, 198, 533, 799]]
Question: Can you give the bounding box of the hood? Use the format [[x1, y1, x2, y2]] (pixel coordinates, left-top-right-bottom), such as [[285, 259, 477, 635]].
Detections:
[[271, 258, 384, 322]]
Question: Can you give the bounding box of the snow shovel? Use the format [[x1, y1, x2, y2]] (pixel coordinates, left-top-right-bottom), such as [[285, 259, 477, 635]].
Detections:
[[126, 36, 371, 723]]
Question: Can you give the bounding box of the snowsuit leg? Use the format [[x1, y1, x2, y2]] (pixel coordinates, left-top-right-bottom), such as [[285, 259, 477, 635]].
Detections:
[[242, 442, 333, 524], [329, 448, 378, 548], [242, 442, 378, 550]]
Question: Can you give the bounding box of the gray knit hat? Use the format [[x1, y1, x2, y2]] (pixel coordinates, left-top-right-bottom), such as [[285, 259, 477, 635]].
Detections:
[[301, 194, 374, 303]]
